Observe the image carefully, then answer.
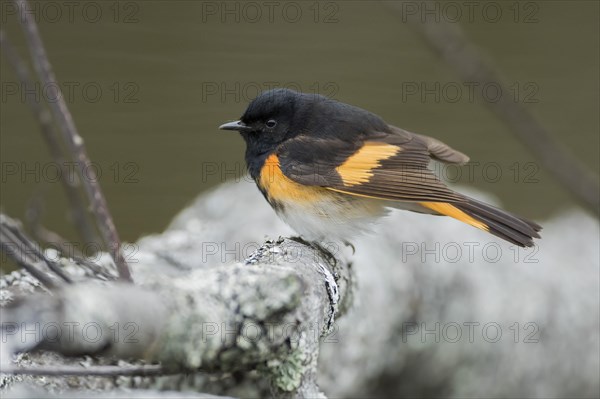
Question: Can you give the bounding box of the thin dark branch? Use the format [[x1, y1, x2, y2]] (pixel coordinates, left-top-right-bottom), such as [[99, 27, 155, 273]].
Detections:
[[391, 1, 600, 215], [20, 191, 115, 280], [0, 223, 58, 289], [0, 30, 100, 246], [1, 214, 72, 284], [0, 364, 168, 377], [9, 226, 73, 284], [68, 256, 117, 281], [25, 189, 85, 258], [13, 0, 133, 281], [0, 240, 56, 289], [35, 226, 117, 280]]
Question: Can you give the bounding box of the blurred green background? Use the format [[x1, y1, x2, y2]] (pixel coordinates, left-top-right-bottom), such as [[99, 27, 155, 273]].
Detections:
[[1, 1, 598, 259]]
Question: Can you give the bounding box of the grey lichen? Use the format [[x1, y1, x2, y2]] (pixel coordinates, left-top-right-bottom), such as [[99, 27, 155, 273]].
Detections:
[[264, 343, 308, 392], [1, 236, 345, 398]]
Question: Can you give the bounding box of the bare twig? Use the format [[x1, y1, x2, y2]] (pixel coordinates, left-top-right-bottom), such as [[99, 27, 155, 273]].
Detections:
[[1, 214, 72, 284], [24, 200, 116, 280], [13, 0, 132, 281], [2, 237, 347, 397], [25, 191, 84, 258], [9, 227, 73, 284], [0, 30, 99, 246], [67, 256, 117, 281], [0, 364, 167, 377], [23, 191, 115, 280], [391, 1, 600, 215], [0, 238, 56, 289]]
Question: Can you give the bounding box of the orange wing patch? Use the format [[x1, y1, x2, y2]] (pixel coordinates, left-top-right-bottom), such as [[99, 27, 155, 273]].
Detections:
[[260, 154, 325, 203], [420, 201, 489, 231], [336, 142, 401, 187]]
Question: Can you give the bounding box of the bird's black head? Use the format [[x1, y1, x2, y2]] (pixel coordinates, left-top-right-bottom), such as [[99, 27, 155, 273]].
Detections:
[[219, 88, 314, 156], [219, 88, 389, 179]]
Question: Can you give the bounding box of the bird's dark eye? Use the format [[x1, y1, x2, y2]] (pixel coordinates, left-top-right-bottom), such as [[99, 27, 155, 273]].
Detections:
[[266, 119, 277, 128]]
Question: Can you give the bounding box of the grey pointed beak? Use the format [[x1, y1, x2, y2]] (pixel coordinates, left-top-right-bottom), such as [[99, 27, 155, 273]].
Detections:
[[219, 120, 251, 132]]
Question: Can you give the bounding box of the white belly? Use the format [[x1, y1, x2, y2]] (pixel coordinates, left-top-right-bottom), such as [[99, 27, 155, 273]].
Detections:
[[275, 193, 388, 243]]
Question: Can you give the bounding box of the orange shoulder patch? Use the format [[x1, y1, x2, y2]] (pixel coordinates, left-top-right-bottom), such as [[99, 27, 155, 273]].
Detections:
[[335, 142, 400, 187], [259, 154, 324, 203]]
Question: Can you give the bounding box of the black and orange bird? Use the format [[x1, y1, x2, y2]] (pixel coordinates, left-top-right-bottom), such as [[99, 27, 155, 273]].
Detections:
[[220, 89, 541, 247]]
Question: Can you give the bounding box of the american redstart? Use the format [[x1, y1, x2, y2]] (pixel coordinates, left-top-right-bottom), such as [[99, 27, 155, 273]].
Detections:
[[220, 89, 541, 247]]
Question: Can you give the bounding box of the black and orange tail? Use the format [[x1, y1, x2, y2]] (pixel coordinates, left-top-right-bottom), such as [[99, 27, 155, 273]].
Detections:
[[420, 199, 542, 247]]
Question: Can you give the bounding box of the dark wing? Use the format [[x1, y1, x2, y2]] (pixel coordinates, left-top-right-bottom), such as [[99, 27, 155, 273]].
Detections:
[[278, 126, 542, 247], [277, 125, 469, 203]]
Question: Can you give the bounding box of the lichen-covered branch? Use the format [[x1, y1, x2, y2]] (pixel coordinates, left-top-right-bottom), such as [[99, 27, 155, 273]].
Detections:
[[2, 237, 349, 398]]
